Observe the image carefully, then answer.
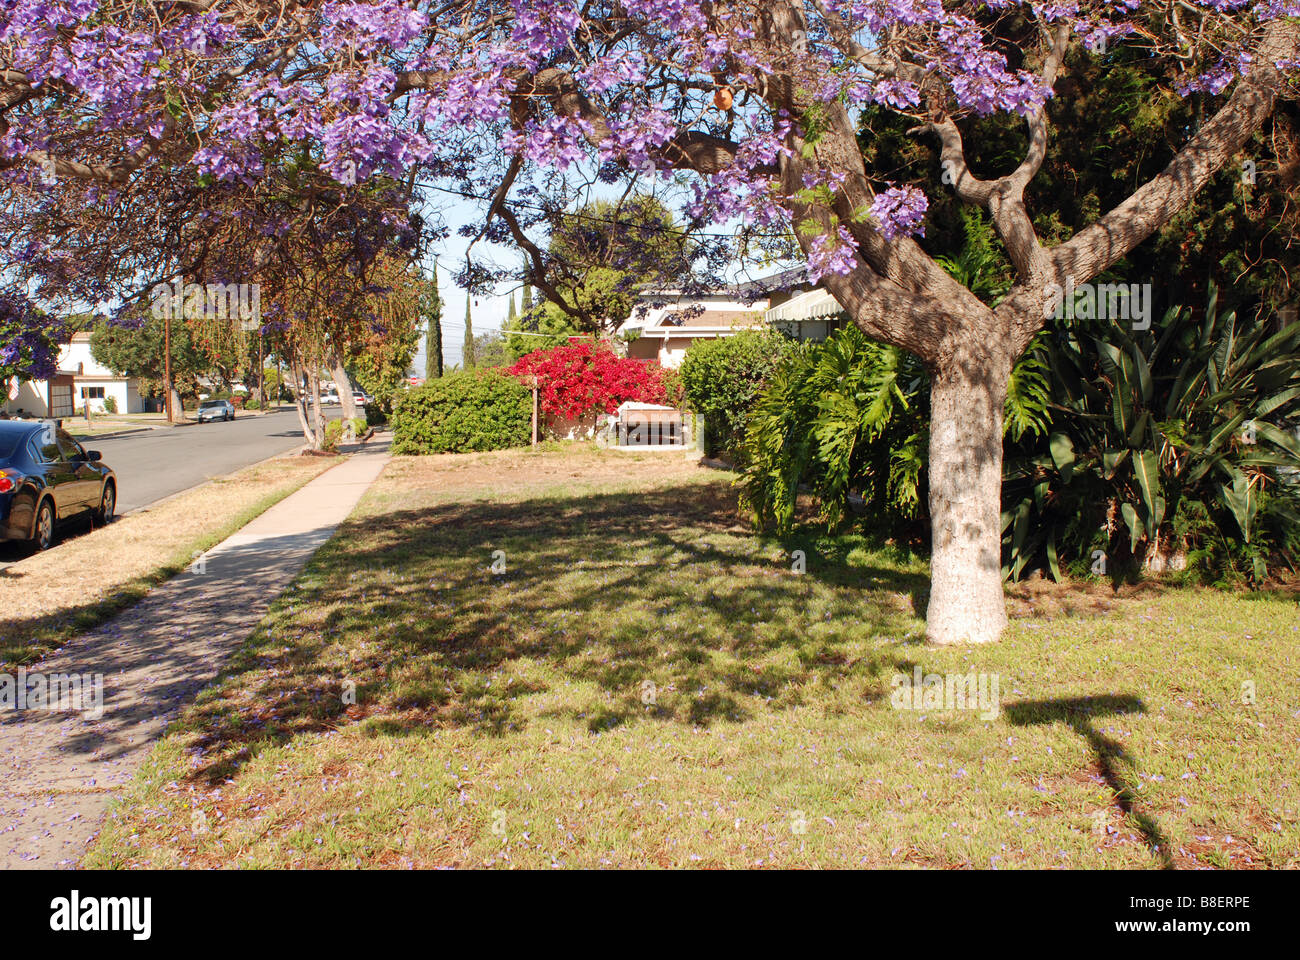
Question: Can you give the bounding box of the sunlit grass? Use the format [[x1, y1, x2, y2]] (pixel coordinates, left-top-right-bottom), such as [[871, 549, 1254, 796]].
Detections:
[[86, 446, 1300, 869]]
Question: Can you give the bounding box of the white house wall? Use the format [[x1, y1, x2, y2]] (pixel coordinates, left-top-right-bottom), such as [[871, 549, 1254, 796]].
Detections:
[[2, 380, 50, 417]]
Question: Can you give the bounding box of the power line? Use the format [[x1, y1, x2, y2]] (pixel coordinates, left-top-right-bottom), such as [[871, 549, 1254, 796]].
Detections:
[[415, 180, 793, 241]]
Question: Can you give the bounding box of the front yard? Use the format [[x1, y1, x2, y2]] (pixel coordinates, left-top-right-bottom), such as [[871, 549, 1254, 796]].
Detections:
[[87, 446, 1300, 868]]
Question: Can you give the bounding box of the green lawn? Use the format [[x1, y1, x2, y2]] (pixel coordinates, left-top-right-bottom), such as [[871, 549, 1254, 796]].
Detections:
[[86, 446, 1300, 868]]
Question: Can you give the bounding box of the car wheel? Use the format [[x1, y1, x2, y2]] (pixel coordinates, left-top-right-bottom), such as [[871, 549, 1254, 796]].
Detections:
[[95, 482, 115, 525], [32, 499, 55, 551]]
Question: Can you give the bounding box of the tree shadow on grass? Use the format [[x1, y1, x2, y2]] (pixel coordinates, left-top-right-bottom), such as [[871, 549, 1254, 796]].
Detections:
[[174, 481, 928, 782], [1004, 694, 1173, 869]]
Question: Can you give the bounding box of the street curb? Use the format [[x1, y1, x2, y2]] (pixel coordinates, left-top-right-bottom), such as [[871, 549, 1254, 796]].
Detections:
[[70, 427, 155, 442]]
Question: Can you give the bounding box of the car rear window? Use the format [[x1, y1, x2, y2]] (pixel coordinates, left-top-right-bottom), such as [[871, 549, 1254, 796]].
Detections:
[[0, 433, 23, 459], [29, 436, 60, 463]]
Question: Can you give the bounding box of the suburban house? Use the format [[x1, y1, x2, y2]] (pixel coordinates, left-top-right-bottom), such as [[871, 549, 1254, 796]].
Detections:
[[618, 267, 845, 368], [2, 331, 144, 417]]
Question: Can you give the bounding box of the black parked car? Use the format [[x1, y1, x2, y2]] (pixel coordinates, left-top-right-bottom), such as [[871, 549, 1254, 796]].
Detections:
[[0, 420, 117, 551]]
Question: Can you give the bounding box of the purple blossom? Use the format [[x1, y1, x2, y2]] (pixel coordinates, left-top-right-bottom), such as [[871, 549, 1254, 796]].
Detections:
[[870, 185, 929, 241], [806, 225, 860, 282]]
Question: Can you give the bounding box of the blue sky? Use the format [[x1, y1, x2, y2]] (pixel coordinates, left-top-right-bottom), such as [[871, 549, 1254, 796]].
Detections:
[[410, 192, 520, 376]]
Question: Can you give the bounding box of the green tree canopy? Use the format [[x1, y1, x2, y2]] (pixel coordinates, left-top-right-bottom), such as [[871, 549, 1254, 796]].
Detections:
[[89, 314, 207, 395], [541, 194, 691, 332]]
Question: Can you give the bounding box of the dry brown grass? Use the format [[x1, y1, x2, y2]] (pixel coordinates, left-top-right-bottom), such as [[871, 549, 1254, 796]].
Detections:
[[366, 443, 712, 510], [0, 454, 336, 667]]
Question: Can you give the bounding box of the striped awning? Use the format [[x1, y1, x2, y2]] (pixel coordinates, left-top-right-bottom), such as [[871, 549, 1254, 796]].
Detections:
[[764, 288, 844, 322]]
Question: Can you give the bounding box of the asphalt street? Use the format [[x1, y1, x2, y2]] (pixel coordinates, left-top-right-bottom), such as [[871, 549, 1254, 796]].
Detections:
[[0, 407, 340, 568]]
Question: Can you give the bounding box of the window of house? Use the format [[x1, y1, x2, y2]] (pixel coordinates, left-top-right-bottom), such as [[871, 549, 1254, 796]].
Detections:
[[81, 386, 106, 400]]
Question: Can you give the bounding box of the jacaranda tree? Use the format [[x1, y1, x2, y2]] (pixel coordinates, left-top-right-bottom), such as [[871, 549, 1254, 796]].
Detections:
[[1, 0, 1297, 642]]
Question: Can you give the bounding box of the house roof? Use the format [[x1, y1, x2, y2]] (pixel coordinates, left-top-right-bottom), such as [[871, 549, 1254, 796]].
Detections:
[[637, 265, 810, 301]]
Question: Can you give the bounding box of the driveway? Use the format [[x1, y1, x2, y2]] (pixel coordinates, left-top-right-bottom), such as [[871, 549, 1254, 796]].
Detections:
[[0, 407, 342, 568]]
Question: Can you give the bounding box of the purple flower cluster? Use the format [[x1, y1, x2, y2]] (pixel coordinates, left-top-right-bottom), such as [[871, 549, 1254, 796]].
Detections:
[[869, 185, 929, 241], [0, 295, 63, 382], [322, 1, 430, 53], [806, 226, 861, 283], [1178, 52, 1255, 95], [937, 22, 1053, 116], [505, 114, 595, 171], [508, 0, 581, 59]]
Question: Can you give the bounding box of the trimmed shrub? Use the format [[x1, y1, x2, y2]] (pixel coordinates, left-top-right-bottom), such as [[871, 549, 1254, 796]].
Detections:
[[678, 328, 794, 458], [102, 395, 118, 414], [391, 369, 531, 454], [323, 417, 347, 452]]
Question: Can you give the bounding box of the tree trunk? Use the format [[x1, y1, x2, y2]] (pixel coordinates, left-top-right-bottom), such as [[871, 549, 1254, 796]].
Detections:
[[925, 342, 1011, 645], [290, 359, 314, 445], [308, 368, 325, 448], [332, 355, 357, 422]]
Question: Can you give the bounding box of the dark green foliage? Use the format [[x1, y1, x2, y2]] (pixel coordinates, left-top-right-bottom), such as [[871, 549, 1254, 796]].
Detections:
[[740, 326, 929, 534], [462, 298, 476, 369], [1003, 283, 1300, 584], [740, 285, 1300, 584], [544, 194, 691, 331], [678, 328, 795, 458], [391, 369, 531, 454], [89, 314, 206, 389], [740, 323, 1049, 540], [423, 264, 443, 379]]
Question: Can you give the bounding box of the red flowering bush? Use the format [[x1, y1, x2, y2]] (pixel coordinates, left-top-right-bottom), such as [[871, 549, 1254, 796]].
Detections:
[[508, 341, 668, 421]]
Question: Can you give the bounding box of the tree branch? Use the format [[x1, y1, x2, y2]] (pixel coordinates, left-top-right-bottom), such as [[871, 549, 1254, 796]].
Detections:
[[1050, 20, 1298, 288]]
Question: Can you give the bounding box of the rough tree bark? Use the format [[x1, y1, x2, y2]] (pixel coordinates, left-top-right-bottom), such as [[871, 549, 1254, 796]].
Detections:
[[926, 338, 1013, 644], [290, 357, 314, 445], [308, 368, 325, 448]]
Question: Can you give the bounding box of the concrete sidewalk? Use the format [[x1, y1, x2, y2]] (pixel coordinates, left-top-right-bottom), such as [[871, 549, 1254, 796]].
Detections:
[[0, 437, 392, 868]]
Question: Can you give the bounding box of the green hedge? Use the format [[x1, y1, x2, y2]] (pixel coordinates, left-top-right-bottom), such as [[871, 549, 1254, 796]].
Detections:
[[678, 328, 794, 458], [391, 370, 531, 454]]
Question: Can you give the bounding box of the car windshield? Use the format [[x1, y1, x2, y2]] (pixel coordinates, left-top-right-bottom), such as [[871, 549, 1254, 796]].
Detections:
[[200, 401, 225, 408]]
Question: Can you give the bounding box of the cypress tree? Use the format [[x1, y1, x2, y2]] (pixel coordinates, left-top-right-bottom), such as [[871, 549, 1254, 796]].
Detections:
[[423, 262, 443, 378], [462, 297, 475, 368]]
